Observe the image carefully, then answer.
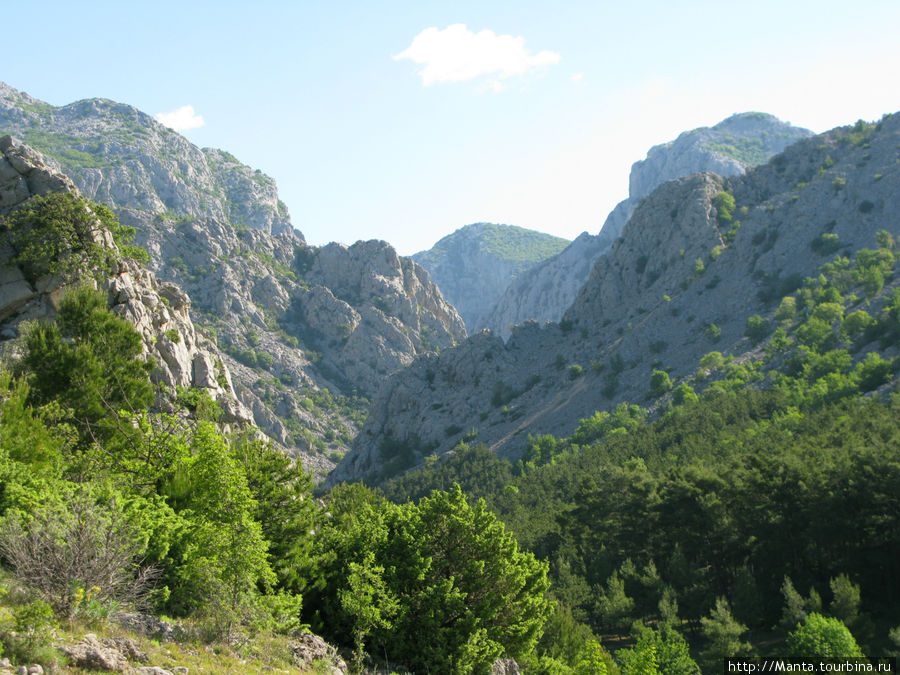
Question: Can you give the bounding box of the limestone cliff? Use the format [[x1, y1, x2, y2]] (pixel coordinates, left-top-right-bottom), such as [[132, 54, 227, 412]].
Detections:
[[0, 82, 464, 473], [479, 113, 813, 338]]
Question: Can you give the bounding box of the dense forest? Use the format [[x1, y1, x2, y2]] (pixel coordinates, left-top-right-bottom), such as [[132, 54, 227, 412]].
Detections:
[[0, 194, 899, 672]]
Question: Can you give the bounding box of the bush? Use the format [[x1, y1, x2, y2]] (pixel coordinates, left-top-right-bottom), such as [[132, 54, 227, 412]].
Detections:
[[650, 370, 673, 398], [0, 192, 125, 282], [0, 489, 158, 618], [744, 315, 769, 345], [712, 191, 735, 225]]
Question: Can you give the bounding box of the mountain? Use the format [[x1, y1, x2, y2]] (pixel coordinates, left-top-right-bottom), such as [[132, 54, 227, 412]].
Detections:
[[479, 112, 813, 338], [411, 222, 570, 330], [329, 113, 899, 485], [0, 82, 465, 475]]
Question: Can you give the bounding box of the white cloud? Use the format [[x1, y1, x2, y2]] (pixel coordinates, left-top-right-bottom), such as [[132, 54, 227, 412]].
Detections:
[[394, 24, 560, 87], [155, 105, 205, 131]]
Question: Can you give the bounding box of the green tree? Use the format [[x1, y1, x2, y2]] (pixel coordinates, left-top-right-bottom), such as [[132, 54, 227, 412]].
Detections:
[[231, 432, 317, 594], [22, 285, 154, 467], [744, 315, 770, 345], [712, 191, 735, 225], [786, 614, 864, 658], [1, 192, 143, 282], [176, 423, 275, 636], [700, 598, 752, 663], [341, 552, 399, 673], [618, 625, 699, 675]]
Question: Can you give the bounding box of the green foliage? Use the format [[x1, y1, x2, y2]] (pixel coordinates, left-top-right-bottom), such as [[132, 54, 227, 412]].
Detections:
[[0, 192, 144, 282], [704, 323, 721, 342], [2, 600, 58, 666], [309, 484, 552, 673], [786, 613, 864, 658], [617, 625, 699, 675], [744, 315, 770, 345], [712, 191, 735, 225], [175, 423, 276, 637], [812, 233, 842, 255], [341, 551, 398, 673], [672, 383, 699, 406], [23, 285, 155, 460], [701, 598, 752, 662], [649, 370, 673, 398]]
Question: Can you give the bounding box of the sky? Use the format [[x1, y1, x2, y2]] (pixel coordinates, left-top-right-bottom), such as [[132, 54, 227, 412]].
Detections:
[[5, 0, 900, 255]]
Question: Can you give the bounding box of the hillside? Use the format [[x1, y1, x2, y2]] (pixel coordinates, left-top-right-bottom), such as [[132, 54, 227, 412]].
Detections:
[[480, 112, 813, 338], [330, 113, 900, 486], [412, 222, 570, 329], [0, 82, 465, 475]]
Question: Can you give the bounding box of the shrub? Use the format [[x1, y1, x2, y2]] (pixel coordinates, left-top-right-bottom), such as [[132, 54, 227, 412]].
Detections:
[[568, 364, 584, 379], [0, 489, 159, 618], [742, 315, 769, 345], [650, 370, 673, 398], [712, 191, 735, 225], [0, 192, 130, 282]]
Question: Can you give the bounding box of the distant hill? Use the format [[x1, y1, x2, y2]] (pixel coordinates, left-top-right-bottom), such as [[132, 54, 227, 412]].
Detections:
[[412, 222, 570, 329], [479, 112, 813, 338]]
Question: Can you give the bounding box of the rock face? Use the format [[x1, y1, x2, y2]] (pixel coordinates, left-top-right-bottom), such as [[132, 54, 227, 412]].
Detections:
[[0, 82, 464, 475], [0, 135, 253, 426], [332, 113, 900, 485], [479, 113, 813, 338], [412, 223, 569, 330]]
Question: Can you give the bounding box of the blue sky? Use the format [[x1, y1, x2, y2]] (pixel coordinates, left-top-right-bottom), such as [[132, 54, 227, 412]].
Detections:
[[6, 0, 900, 254]]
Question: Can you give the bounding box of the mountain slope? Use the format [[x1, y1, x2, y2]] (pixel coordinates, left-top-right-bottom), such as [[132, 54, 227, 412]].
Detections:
[[480, 113, 813, 338], [0, 82, 465, 474], [331, 113, 899, 485], [412, 222, 569, 329]]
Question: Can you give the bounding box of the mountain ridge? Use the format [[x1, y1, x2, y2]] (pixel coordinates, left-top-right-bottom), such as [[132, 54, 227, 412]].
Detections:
[[330, 112, 899, 485], [479, 112, 813, 338]]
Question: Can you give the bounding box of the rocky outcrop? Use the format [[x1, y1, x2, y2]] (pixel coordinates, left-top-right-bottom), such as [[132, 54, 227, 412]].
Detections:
[[0, 82, 464, 475], [290, 632, 347, 674], [479, 113, 813, 338], [412, 223, 569, 330], [0, 135, 253, 425], [335, 113, 900, 484]]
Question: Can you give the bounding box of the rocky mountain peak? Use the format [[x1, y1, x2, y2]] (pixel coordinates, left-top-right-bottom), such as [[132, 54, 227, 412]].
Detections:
[[0, 82, 464, 475], [412, 222, 570, 330]]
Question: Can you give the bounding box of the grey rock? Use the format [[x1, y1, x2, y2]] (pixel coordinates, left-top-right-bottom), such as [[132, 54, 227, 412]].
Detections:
[[290, 632, 347, 673], [60, 633, 130, 672], [0, 135, 253, 430], [492, 658, 521, 675], [412, 222, 569, 330], [479, 112, 813, 339]]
